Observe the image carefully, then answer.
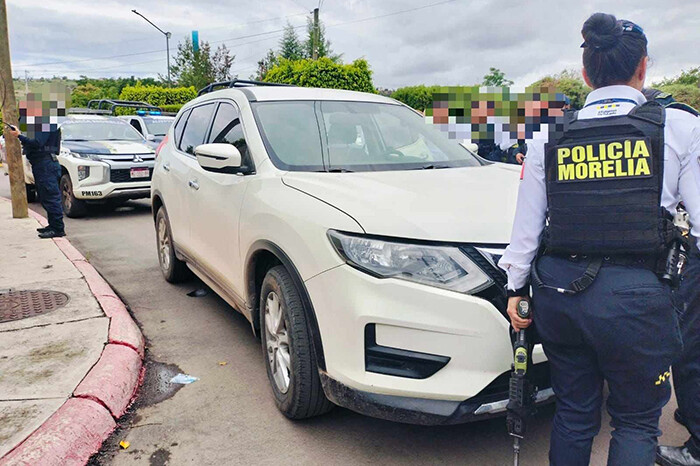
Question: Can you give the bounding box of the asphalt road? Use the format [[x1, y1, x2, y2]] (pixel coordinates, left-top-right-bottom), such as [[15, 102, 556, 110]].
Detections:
[[0, 174, 688, 466]]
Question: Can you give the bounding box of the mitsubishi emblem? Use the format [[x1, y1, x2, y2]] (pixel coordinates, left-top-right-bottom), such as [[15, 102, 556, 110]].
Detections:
[[133, 155, 144, 163]]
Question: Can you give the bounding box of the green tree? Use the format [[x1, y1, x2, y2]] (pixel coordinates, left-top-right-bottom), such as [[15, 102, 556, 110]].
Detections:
[[279, 23, 304, 60], [253, 49, 279, 81], [303, 17, 340, 61], [168, 38, 235, 90], [482, 67, 513, 87], [654, 67, 700, 87]]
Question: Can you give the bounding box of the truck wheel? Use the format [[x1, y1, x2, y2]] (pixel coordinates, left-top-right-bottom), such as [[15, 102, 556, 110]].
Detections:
[[60, 174, 87, 218], [260, 265, 333, 419], [155, 206, 190, 283], [26, 184, 36, 203]]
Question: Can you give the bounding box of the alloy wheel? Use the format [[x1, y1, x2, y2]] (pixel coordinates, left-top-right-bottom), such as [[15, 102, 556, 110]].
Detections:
[[264, 291, 291, 394], [157, 216, 171, 272]]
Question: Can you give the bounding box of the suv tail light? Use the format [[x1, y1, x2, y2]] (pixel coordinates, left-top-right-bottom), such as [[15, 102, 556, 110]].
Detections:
[[155, 134, 169, 159]]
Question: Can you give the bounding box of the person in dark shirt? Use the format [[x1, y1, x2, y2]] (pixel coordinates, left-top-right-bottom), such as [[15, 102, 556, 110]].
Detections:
[[8, 92, 65, 238]]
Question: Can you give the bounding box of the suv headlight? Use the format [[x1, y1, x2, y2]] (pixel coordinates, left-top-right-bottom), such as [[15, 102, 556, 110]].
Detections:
[[328, 230, 494, 294]]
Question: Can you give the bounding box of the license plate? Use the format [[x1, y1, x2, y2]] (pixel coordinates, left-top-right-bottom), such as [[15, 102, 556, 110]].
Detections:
[[130, 167, 150, 179]]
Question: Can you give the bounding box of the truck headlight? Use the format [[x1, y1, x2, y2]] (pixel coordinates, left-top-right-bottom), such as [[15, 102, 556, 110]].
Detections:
[[69, 151, 103, 161], [328, 230, 494, 294], [77, 166, 90, 181]]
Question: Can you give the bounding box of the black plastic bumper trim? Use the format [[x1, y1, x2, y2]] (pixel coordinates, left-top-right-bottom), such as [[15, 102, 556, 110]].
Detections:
[[364, 324, 450, 379]]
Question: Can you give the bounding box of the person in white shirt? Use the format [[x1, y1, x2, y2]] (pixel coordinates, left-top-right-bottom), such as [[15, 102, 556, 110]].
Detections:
[[498, 13, 700, 466]]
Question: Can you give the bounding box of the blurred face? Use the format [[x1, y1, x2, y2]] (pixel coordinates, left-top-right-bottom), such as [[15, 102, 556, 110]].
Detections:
[[19, 87, 67, 138]]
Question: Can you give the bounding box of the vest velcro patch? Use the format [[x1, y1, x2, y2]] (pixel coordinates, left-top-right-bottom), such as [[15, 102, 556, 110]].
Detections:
[[555, 137, 653, 183]]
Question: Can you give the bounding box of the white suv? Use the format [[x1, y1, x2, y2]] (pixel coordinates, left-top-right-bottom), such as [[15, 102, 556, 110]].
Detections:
[[151, 82, 553, 424]]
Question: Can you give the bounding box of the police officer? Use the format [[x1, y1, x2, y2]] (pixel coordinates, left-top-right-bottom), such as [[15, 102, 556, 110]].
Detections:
[[498, 13, 700, 466], [643, 90, 700, 466], [7, 123, 65, 238]]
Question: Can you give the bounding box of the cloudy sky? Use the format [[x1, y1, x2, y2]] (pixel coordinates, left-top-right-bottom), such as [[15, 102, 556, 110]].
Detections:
[[6, 0, 700, 89]]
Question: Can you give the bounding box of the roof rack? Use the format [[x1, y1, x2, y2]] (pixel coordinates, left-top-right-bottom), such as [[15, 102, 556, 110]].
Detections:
[[85, 99, 163, 115], [197, 79, 291, 96], [67, 108, 113, 115]]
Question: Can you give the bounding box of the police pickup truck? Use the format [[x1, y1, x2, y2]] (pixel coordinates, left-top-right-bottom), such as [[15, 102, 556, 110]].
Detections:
[[118, 110, 174, 146], [24, 115, 156, 217]]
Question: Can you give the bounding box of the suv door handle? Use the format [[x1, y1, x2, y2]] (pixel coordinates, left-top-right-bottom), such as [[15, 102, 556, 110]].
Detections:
[[188, 179, 199, 190], [162, 163, 170, 172]]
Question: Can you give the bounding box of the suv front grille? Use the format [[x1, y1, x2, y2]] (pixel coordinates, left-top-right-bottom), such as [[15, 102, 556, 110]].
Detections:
[[110, 168, 153, 183]]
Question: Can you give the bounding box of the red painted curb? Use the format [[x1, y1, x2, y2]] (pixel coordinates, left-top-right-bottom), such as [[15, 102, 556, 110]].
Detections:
[[109, 308, 146, 358], [0, 398, 116, 466], [1, 199, 145, 464], [74, 344, 142, 418]]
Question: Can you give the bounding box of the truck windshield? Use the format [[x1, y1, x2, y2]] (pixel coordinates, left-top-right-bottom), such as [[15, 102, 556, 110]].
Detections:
[[62, 121, 145, 142], [251, 100, 481, 172]]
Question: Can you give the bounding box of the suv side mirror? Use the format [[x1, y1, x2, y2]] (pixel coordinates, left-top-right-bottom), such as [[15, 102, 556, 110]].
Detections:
[[194, 143, 242, 173], [146, 134, 155, 141]]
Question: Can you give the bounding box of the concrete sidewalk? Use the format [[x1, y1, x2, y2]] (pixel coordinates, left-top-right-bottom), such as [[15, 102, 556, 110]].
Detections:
[[0, 199, 144, 465]]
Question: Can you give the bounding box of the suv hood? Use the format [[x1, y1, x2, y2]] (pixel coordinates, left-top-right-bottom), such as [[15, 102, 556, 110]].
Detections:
[[282, 164, 520, 244], [62, 140, 154, 155]]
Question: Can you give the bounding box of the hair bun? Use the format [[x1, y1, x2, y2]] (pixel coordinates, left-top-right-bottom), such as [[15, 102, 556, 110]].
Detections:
[[582, 12, 623, 50]]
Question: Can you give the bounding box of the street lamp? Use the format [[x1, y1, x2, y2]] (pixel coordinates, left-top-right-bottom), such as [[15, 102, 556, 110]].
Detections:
[[131, 9, 172, 86]]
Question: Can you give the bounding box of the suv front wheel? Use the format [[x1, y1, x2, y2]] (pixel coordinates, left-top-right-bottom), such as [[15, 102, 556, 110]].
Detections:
[[155, 206, 190, 283], [260, 265, 333, 419], [60, 173, 87, 217]]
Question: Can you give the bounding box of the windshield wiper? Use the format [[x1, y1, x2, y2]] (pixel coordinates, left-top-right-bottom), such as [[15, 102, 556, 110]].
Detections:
[[317, 168, 354, 173], [63, 139, 89, 142], [411, 164, 450, 170]]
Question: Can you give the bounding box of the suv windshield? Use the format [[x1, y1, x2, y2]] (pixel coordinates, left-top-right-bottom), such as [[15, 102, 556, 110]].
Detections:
[[62, 120, 145, 142], [251, 100, 481, 172]]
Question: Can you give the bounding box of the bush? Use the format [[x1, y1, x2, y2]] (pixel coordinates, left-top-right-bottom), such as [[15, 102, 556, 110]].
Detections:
[[119, 85, 197, 107], [657, 83, 700, 110], [530, 70, 591, 109], [391, 85, 443, 112], [263, 58, 375, 93], [161, 104, 184, 114]]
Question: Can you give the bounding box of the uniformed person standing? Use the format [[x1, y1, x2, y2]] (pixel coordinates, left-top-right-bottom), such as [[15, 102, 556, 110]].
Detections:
[[8, 121, 65, 238], [643, 89, 700, 466], [498, 13, 700, 466]]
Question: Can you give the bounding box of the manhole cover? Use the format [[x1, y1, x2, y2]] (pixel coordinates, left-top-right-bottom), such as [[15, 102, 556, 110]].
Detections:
[[0, 290, 70, 323]]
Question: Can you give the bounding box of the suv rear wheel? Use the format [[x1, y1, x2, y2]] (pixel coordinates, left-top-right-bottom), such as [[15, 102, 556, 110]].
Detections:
[[155, 206, 190, 282], [60, 173, 87, 217], [260, 265, 333, 419]]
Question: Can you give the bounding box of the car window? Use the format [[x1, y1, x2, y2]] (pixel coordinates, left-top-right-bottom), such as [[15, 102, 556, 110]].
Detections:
[[173, 109, 191, 149], [179, 104, 215, 155], [251, 101, 323, 170], [251, 100, 480, 172], [130, 119, 143, 134], [209, 102, 253, 171]]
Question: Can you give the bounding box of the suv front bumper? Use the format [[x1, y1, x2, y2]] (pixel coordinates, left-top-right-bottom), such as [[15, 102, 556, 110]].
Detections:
[[306, 264, 552, 423]]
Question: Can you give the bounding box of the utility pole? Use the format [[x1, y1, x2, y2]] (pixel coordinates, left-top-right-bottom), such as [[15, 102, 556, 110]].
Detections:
[[312, 7, 319, 60], [0, 0, 28, 218], [24, 70, 28, 94]]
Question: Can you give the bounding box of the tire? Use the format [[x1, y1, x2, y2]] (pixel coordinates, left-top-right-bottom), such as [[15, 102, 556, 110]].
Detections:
[[155, 206, 190, 283], [25, 184, 36, 203], [260, 265, 333, 419], [59, 173, 87, 218]]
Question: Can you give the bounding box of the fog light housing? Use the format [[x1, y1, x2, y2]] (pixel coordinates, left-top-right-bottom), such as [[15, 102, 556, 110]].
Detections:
[[77, 166, 90, 181]]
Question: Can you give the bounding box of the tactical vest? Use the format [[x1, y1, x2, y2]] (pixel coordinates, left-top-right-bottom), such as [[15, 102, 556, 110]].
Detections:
[[543, 101, 675, 256]]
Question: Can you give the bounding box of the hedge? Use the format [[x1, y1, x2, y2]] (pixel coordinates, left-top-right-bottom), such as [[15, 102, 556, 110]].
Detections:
[[119, 85, 196, 107], [263, 58, 375, 93], [391, 85, 443, 112]]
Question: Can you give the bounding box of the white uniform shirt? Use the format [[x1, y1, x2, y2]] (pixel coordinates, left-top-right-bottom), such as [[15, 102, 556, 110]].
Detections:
[[498, 85, 700, 290]]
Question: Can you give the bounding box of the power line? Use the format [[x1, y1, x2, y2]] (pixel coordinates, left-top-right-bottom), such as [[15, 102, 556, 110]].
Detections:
[[17, 0, 457, 72]]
